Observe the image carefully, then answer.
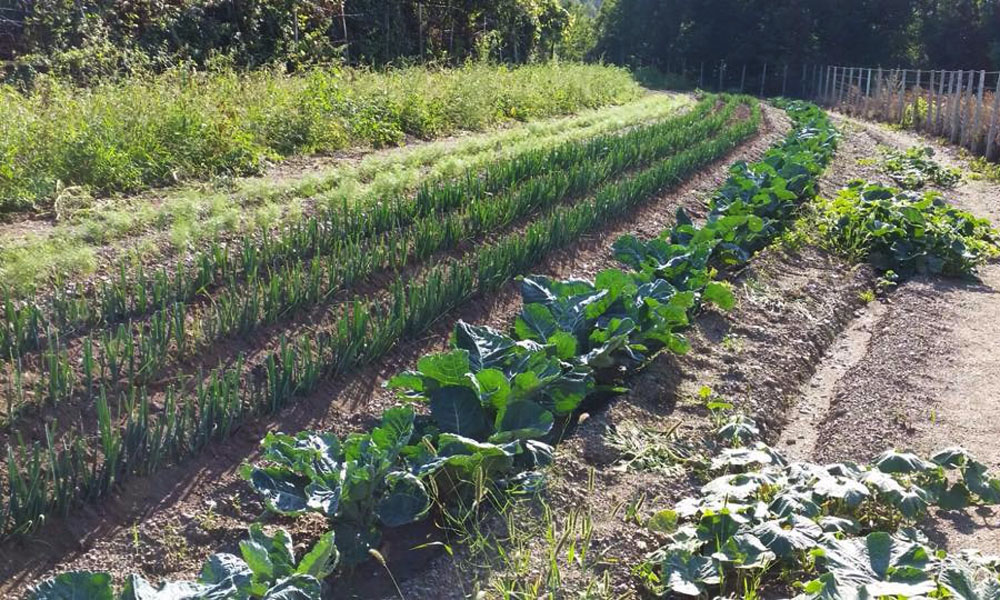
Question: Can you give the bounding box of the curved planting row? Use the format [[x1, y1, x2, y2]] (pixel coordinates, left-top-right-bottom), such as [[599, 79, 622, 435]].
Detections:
[[0, 99, 714, 360], [24, 101, 836, 597], [1, 98, 761, 539], [0, 97, 735, 427], [631, 122, 1000, 600]]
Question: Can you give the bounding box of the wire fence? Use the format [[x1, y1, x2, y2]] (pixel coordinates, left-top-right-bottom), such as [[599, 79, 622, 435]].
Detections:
[[812, 66, 1000, 162], [684, 61, 1000, 163]]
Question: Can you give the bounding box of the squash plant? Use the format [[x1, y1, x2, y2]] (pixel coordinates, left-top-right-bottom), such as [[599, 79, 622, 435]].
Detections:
[[29, 526, 337, 599]]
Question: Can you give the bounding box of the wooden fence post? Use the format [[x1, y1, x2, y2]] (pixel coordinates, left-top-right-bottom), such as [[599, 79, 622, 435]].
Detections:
[[853, 67, 860, 110], [888, 69, 895, 121], [886, 69, 895, 120], [987, 72, 1000, 160], [926, 70, 935, 130], [760, 62, 767, 96], [839, 66, 848, 105], [719, 61, 725, 91], [782, 64, 789, 96], [854, 67, 868, 114], [936, 70, 947, 134], [912, 69, 921, 130], [801, 64, 807, 97], [972, 70, 986, 152], [841, 67, 850, 108], [830, 66, 838, 104], [827, 65, 834, 103], [875, 67, 884, 119], [699, 62, 704, 89], [861, 68, 870, 116], [960, 70, 975, 146], [951, 70, 963, 143], [898, 69, 907, 124]]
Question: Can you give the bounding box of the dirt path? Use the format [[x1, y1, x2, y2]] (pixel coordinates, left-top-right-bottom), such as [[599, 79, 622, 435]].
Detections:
[[778, 113, 1000, 554], [0, 104, 788, 598]]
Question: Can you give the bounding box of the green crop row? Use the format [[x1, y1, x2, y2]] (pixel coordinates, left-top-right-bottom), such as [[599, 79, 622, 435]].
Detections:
[[1, 99, 735, 422], [2, 97, 761, 540], [0, 95, 691, 296], [22, 100, 838, 597], [815, 181, 999, 276], [0, 98, 711, 361], [0, 98, 726, 434]]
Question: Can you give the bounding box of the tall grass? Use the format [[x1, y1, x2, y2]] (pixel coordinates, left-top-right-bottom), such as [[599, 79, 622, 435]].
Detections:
[[0, 62, 641, 214]]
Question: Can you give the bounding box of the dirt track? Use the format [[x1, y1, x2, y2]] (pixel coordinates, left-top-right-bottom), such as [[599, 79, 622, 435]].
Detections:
[[779, 113, 1000, 555]]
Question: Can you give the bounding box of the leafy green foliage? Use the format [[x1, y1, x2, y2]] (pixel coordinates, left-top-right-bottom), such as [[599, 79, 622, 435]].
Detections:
[[816, 182, 999, 276], [28, 527, 333, 599], [614, 100, 838, 317], [0, 95, 758, 540], [877, 146, 963, 190], [591, 0, 999, 89], [242, 407, 428, 565], [638, 417, 1000, 599], [14, 97, 783, 593], [0, 63, 641, 213]]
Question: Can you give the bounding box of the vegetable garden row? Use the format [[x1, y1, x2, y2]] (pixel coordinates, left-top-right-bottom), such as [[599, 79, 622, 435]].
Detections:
[[0, 95, 759, 541]]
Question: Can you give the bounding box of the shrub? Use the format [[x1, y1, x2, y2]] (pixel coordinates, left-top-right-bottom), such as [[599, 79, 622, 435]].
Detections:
[[0, 62, 641, 215]]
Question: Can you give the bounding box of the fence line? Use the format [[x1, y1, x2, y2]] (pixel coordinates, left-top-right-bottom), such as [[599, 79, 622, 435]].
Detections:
[[677, 59, 1000, 163], [812, 64, 1000, 162]]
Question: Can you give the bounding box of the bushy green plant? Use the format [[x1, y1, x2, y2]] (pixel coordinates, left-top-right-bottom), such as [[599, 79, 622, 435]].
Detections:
[[877, 145, 962, 190], [816, 182, 999, 276], [637, 417, 1000, 600], [28, 525, 338, 599], [0, 62, 641, 214]]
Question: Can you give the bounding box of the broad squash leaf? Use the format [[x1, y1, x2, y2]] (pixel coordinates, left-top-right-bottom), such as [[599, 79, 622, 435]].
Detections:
[[428, 386, 490, 440], [295, 532, 338, 580], [491, 400, 554, 443], [28, 572, 115, 600]]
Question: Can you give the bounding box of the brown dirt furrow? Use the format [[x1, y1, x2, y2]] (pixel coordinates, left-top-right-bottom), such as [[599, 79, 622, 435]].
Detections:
[[0, 104, 787, 597]]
